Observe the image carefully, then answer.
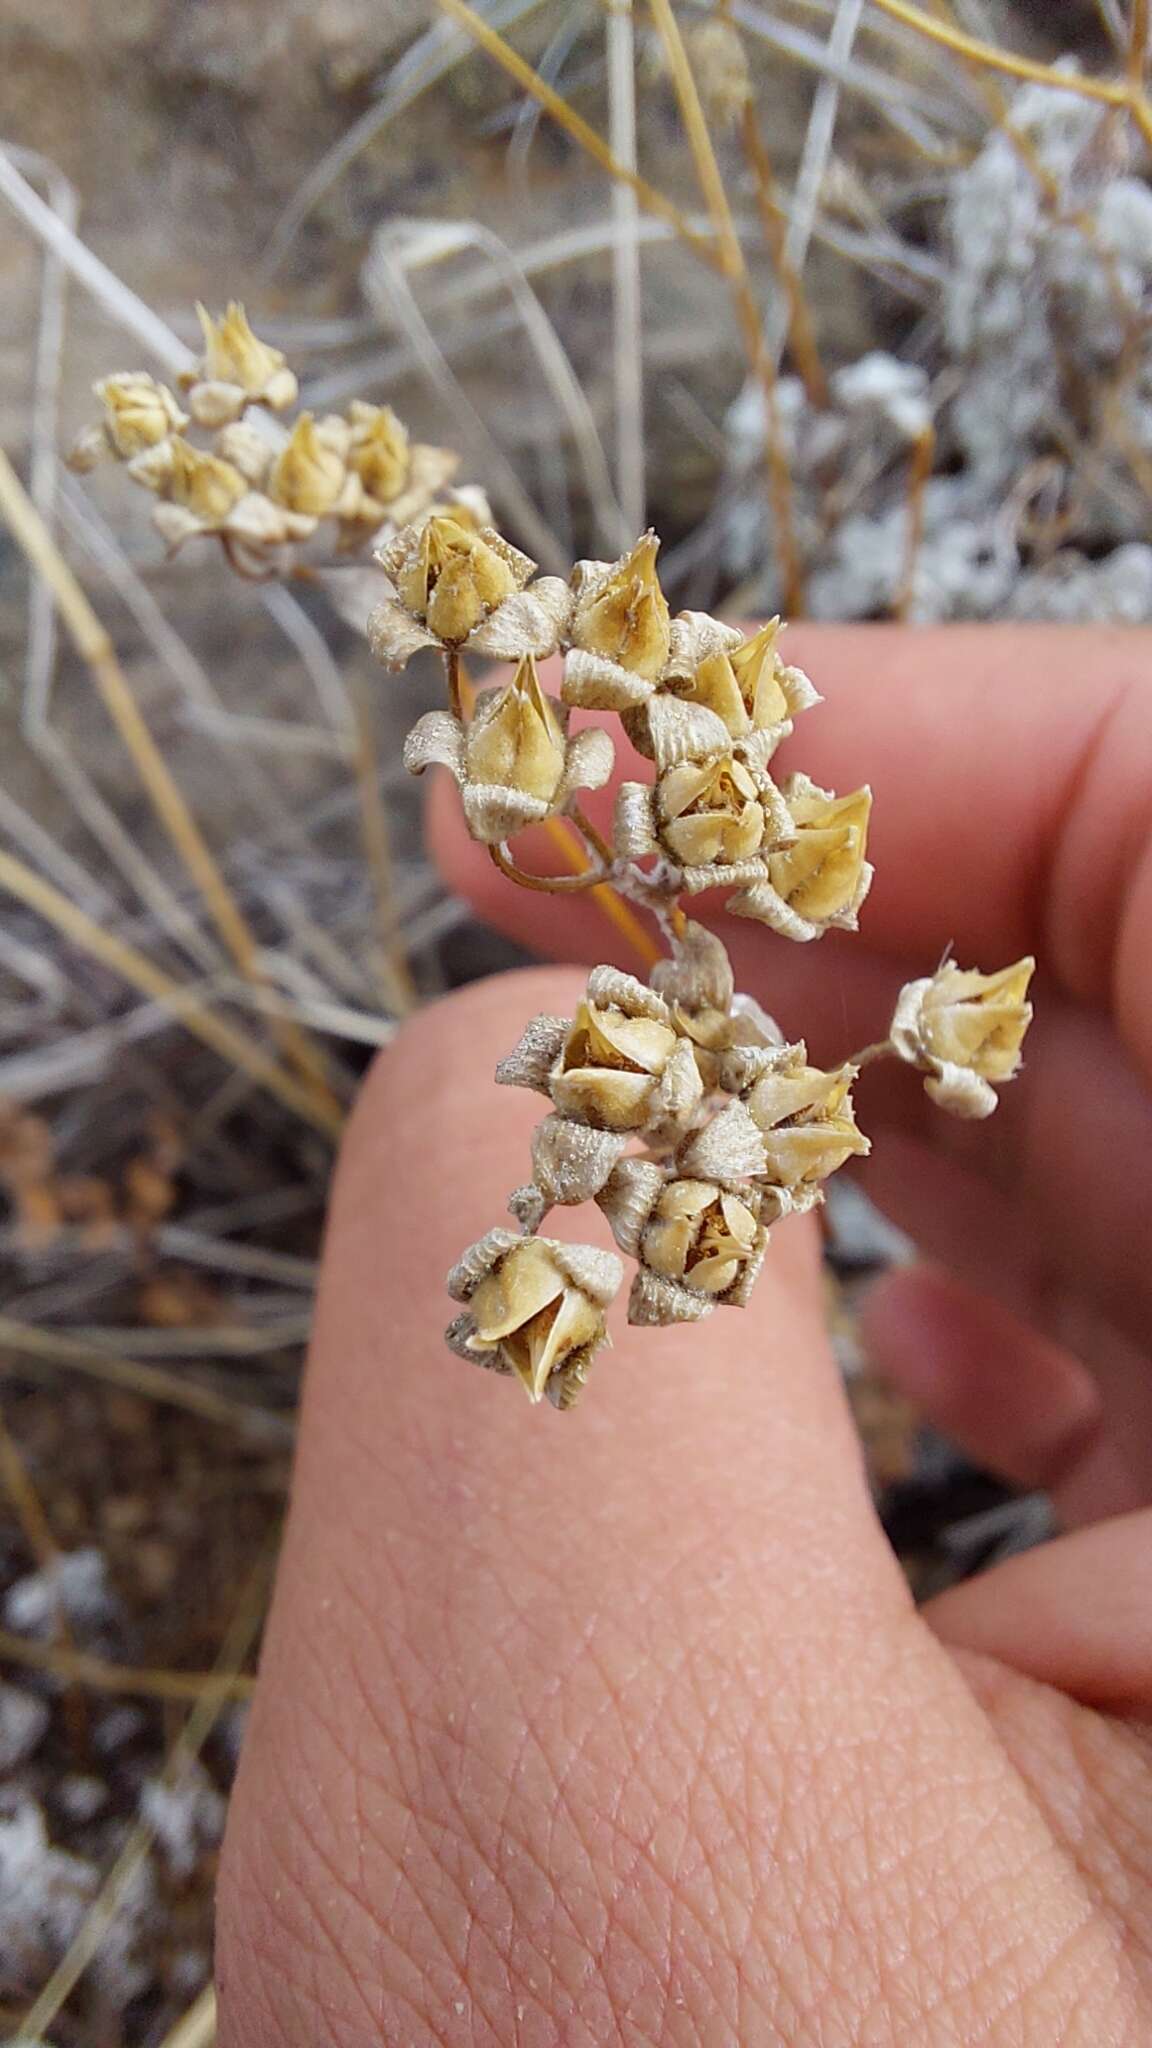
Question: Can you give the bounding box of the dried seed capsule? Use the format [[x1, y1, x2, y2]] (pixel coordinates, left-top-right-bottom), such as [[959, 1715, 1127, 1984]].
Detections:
[[446, 1230, 621, 1407], [726, 774, 872, 940], [403, 654, 614, 845], [890, 957, 1035, 1117]]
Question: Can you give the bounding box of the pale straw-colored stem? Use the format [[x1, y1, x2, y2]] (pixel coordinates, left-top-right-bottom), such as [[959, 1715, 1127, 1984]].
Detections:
[[646, 0, 805, 614], [158, 1985, 218, 2048], [434, 0, 718, 264]]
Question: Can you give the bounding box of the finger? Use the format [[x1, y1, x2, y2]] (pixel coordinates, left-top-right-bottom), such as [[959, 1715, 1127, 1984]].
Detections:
[[215, 969, 905, 2038], [925, 1511, 1152, 1711], [861, 1265, 1152, 1525], [217, 971, 1125, 2045], [433, 626, 1152, 1078]]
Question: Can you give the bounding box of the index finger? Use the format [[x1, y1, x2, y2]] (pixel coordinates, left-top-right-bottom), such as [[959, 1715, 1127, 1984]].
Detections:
[[432, 624, 1152, 1081]]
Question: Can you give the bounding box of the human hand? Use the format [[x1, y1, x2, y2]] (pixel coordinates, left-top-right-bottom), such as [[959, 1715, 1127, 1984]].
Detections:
[[217, 626, 1152, 2045]]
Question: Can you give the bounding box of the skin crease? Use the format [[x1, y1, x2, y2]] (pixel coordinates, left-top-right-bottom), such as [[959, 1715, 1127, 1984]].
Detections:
[[217, 628, 1152, 2046]]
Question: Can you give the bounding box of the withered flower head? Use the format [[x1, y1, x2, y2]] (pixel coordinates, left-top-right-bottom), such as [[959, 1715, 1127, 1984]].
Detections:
[[553, 970, 701, 1133], [638, 1178, 765, 1314], [369, 515, 571, 668], [183, 303, 299, 423], [613, 756, 792, 897], [645, 614, 820, 771], [497, 969, 703, 1135], [346, 400, 411, 504], [446, 1228, 621, 1407], [562, 532, 672, 710], [403, 653, 614, 845], [268, 412, 352, 519], [741, 1046, 869, 1208], [148, 438, 249, 549], [890, 957, 1035, 1118], [726, 773, 872, 940], [90, 374, 188, 461]]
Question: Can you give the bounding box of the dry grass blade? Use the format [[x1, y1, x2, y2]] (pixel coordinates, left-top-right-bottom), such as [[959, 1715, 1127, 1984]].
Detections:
[[159, 1985, 217, 2048], [0, 148, 193, 373], [606, 0, 647, 536], [0, 847, 344, 1136], [0, 451, 343, 1123], [868, 0, 1135, 110], [16, 1551, 270, 2040], [0, 1312, 295, 1435], [0, 1626, 256, 1703], [435, 0, 719, 263], [349, 670, 419, 1014], [646, 0, 804, 613]]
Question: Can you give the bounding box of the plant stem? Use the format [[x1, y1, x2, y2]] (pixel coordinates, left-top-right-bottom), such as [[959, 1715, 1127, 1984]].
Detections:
[[569, 802, 615, 867], [848, 1037, 896, 1069], [445, 645, 465, 722], [489, 843, 609, 893]]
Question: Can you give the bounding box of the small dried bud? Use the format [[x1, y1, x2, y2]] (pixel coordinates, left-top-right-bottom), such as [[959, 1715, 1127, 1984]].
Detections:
[[446, 1229, 621, 1407], [91, 373, 188, 459], [726, 774, 872, 940], [346, 400, 411, 503], [213, 421, 274, 486], [529, 1115, 628, 1206], [370, 515, 570, 666], [149, 438, 249, 547], [404, 654, 614, 844], [650, 919, 734, 1018], [742, 1048, 869, 1204], [563, 532, 672, 709], [890, 957, 1035, 1118], [184, 303, 299, 422], [268, 413, 352, 518]]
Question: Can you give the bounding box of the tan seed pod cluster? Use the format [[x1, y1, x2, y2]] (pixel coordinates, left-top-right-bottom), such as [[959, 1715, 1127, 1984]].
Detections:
[[356, 509, 1035, 1403], [64, 330, 1038, 1414], [889, 957, 1035, 1117], [68, 304, 469, 579]]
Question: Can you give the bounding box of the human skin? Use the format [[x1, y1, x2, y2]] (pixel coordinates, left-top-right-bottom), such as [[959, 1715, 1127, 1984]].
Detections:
[[217, 628, 1152, 2045]]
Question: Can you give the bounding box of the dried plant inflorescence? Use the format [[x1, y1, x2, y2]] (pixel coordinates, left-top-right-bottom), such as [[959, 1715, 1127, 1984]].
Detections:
[[374, 514, 1036, 1409], [67, 305, 471, 580]]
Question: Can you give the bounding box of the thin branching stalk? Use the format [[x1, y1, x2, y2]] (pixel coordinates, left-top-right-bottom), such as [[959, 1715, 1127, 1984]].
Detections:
[[869, 0, 1136, 111], [0, 1406, 90, 1755], [489, 843, 609, 892], [734, 86, 829, 406]]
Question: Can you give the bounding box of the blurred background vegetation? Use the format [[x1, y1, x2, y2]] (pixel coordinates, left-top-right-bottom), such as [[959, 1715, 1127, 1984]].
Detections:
[[0, 2, 1148, 2039]]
